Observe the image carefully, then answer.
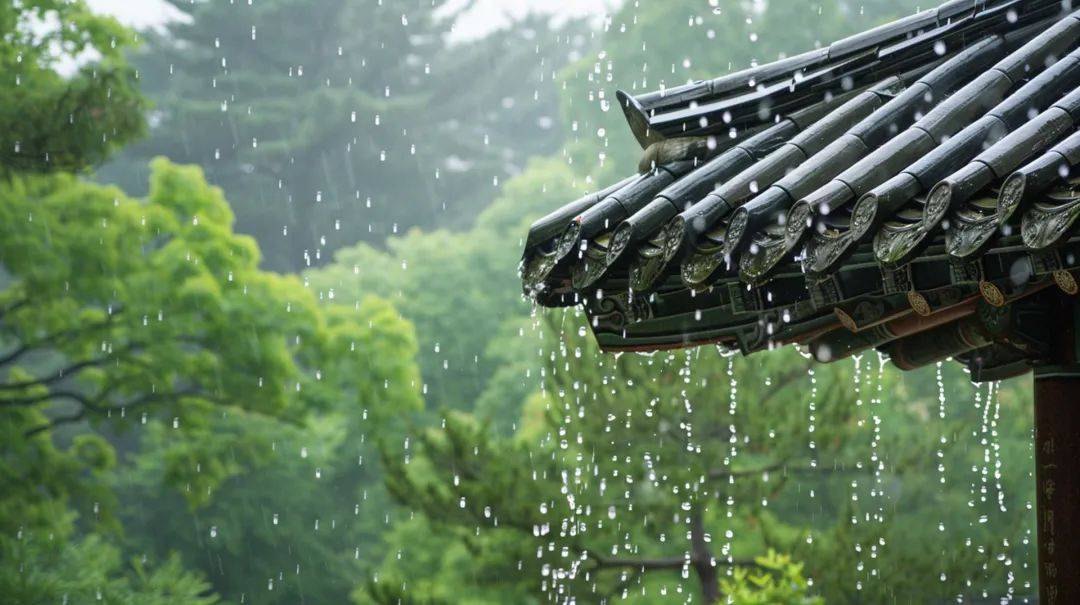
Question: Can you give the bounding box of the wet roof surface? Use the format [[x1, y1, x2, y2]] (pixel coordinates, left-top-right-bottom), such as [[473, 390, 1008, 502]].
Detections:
[[521, 0, 1080, 379]]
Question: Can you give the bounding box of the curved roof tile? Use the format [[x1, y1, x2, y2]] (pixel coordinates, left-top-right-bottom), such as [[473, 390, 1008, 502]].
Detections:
[[520, 0, 1080, 377]]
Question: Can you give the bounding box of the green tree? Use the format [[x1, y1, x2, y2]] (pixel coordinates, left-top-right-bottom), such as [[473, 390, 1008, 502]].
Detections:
[[100, 1, 580, 270], [2, 524, 222, 605], [373, 312, 1037, 604], [0, 4, 233, 601], [0, 352, 218, 605], [307, 3, 1038, 602], [720, 551, 822, 605], [302, 0, 926, 419], [373, 316, 858, 603], [306, 157, 587, 417], [1, 159, 423, 603], [0, 159, 412, 454], [0, 0, 145, 175], [1, 1, 1041, 603], [110, 281, 421, 604], [115, 407, 402, 604]]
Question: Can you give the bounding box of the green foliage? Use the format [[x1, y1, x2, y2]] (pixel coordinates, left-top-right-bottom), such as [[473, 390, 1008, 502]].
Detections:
[[0, 407, 115, 537], [0, 399, 220, 604], [115, 409, 396, 604], [376, 413, 548, 604], [0, 1, 1043, 604], [1, 158, 419, 497], [1, 158, 422, 603], [108, 292, 414, 604], [720, 551, 823, 605], [377, 313, 868, 603], [100, 1, 581, 270], [354, 516, 535, 605], [801, 368, 1037, 603], [307, 157, 586, 418], [1, 531, 219, 605], [0, 0, 145, 174], [308, 5, 1038, 601], [376, 311, 1037, 603], [0, 6, 227, 600]]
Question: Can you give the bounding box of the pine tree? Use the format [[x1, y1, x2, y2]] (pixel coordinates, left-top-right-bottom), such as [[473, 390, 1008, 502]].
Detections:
[[101, 1, 579, 270]]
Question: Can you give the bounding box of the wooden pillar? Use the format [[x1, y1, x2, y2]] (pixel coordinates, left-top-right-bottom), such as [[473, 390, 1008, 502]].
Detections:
[[1034, 296, 1080, 605]]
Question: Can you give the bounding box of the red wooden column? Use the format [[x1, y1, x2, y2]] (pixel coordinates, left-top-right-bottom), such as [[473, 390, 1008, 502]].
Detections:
[[1034, 295, 1080, 605]]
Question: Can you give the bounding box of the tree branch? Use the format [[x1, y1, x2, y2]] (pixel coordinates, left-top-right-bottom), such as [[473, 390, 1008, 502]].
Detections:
[[0, 311, 122, 369], [0, 357, 113, 391], [21, 386, 212, 437], [24, 408, 90, 438], [690, 510, 720, 604], [593, 556, 689, 571], [0, 342, 31, 368], [0, 297, 30, 320], [0, 388, 102, 409], [590, 553, 758, 571], [600, 568, 642, 601]]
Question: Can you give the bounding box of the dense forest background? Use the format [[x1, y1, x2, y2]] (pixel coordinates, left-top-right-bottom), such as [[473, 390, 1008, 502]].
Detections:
[[1, 1, 1039, 603]]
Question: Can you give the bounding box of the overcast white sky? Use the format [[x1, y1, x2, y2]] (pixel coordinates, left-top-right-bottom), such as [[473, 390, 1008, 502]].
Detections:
[[85, 0, 617, 39]]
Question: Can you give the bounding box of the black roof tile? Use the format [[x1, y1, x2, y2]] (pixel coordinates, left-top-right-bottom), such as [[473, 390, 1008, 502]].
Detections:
[[520, 0, 1080, 375]]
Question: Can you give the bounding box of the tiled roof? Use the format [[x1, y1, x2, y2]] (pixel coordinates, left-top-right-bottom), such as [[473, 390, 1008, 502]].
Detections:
[[521, 0, 1080, 378]]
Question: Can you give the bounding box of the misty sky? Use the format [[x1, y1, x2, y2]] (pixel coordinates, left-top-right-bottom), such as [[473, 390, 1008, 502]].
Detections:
[[85, 0, 617, 39]]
